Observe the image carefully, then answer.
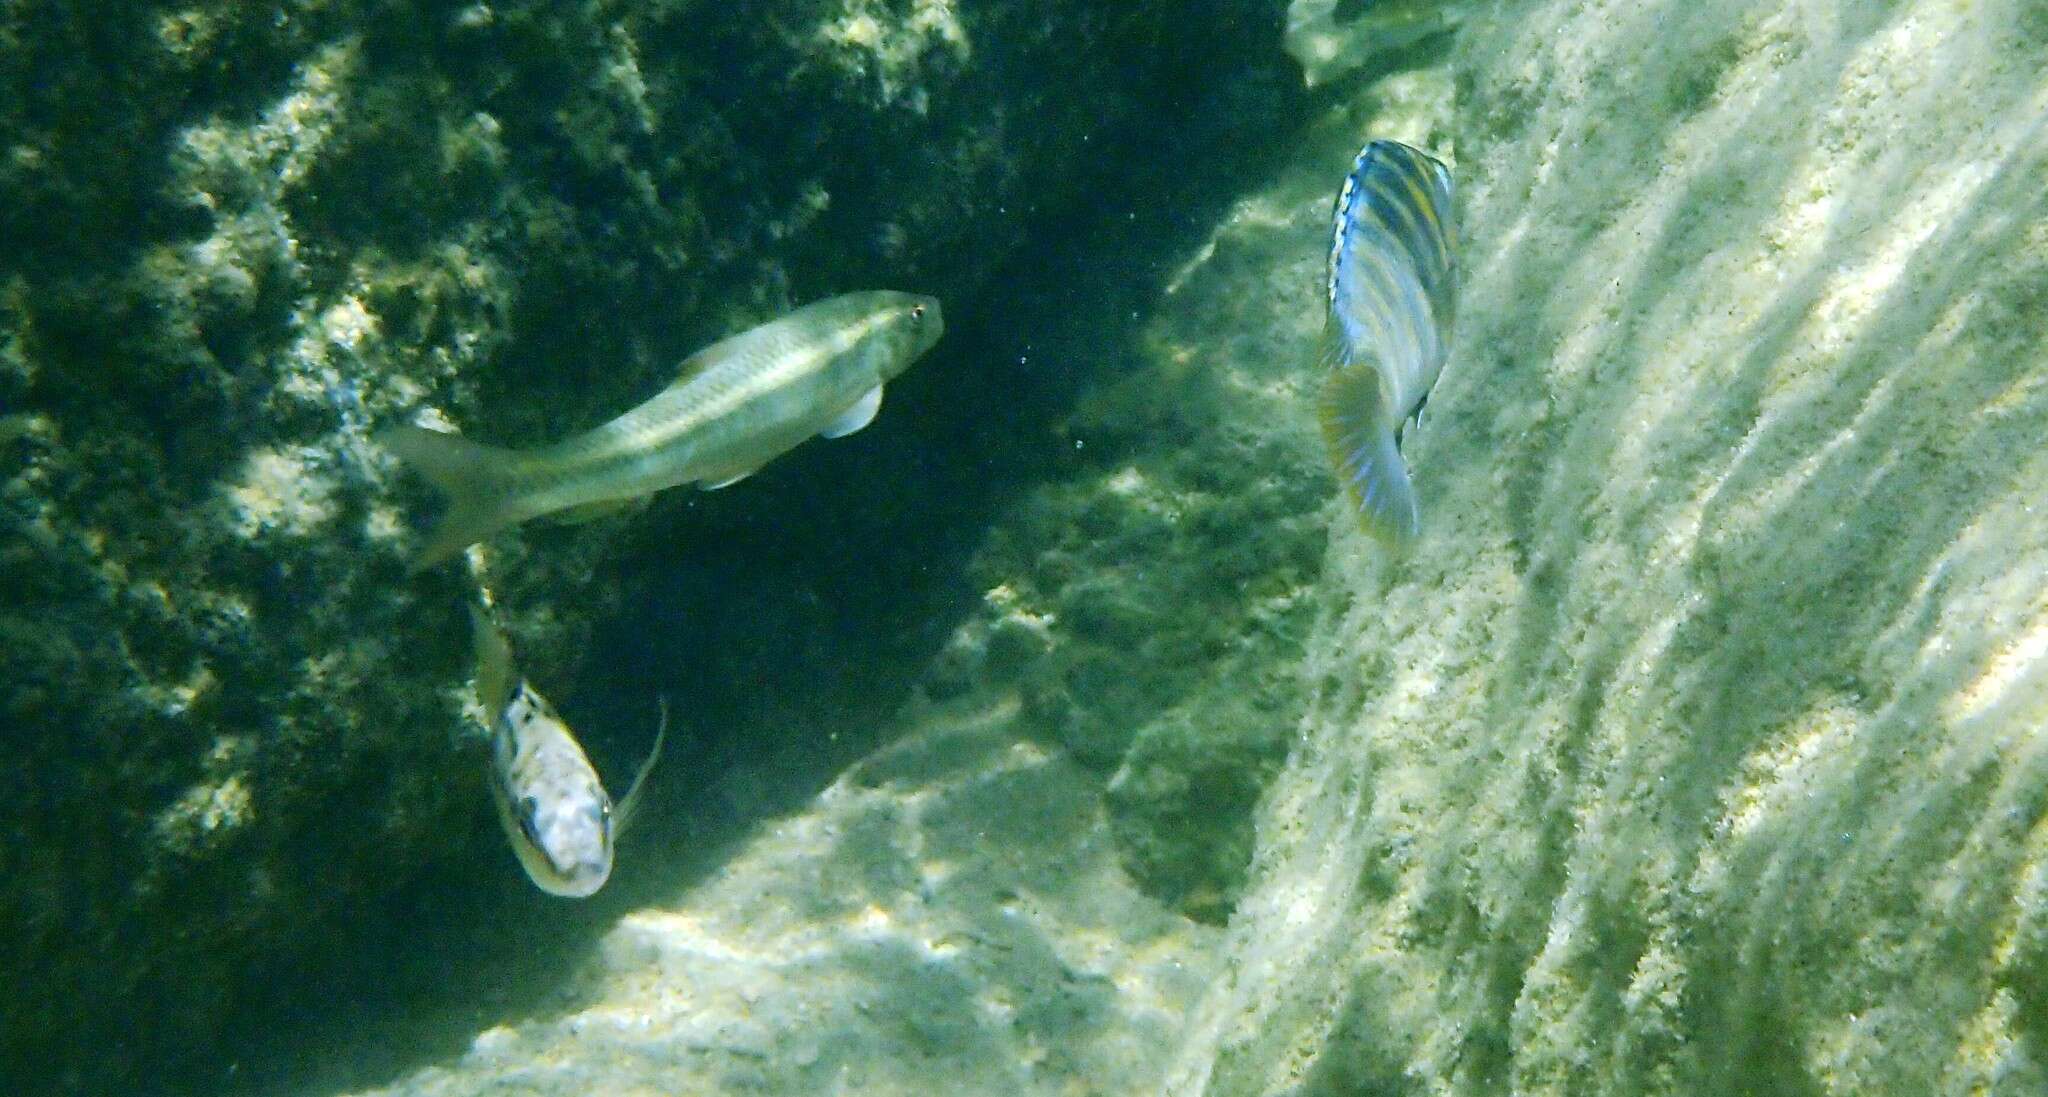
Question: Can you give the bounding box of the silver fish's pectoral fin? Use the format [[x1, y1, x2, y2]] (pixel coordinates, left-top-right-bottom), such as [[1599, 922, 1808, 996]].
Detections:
[[820, 385, 884, 439], [700, 469, 758, 490], [1319, 361, 1420, 544], [613, 696, 668, 838]]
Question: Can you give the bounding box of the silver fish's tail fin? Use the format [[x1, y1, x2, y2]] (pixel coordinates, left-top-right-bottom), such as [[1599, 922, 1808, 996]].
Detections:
[[377, 424, 526, 571], [1319, 358, 1419, 544]]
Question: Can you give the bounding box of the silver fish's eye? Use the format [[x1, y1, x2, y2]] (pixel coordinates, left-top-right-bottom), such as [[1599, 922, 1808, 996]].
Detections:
[[910, 303, 925, 319]]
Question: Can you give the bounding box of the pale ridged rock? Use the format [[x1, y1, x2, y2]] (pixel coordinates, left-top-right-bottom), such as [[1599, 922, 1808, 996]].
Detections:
[[1171, 1, 2048, 1093]]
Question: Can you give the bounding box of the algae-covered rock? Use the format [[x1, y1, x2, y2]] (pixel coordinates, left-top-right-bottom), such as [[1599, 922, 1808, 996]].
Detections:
[[0, 1, 1301, 1092], [1169, 0, 2048, 1093]]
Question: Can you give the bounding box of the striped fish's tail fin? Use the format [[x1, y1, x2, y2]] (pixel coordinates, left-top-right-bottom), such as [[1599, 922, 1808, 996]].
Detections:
[[1318, 356, 1419, 544], [376, 425, 526, 571]]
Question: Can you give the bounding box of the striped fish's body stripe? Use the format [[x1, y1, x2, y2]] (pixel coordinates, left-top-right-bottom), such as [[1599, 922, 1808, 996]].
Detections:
[[1329, 141, 1455, 320], [1318, 138, 1456, 545], [1340, 231, 1439, 412], [1326, 139, 1456, 407]]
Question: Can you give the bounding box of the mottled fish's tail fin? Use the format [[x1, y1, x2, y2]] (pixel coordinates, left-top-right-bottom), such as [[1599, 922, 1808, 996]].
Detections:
[[376, 424, 526, 571], [468, 604, 516, 718], [1318, 356, 1420, 544]]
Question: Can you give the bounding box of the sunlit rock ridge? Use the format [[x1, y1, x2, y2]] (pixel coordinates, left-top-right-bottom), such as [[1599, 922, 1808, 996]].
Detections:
[[1168, 0, 2048, 1093]]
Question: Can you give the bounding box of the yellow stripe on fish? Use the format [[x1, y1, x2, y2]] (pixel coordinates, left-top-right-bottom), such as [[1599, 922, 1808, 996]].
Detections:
[[380, 291, 944, 570], [1318, 139, 1457, 544]]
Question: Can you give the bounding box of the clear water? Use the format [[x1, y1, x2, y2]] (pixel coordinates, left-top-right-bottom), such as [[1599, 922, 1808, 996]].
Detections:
[[4, 1, 2046, 1095]]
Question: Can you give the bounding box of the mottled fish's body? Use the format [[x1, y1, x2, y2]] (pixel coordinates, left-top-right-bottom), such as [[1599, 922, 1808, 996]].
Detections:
[[1318, 138, 1457, 543], [472, 607, 664, 898], [382, 291, 944, 570]]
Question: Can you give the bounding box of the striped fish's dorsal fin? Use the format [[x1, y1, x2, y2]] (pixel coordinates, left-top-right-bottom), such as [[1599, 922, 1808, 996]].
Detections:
[[1327, 144, 1368, 309]]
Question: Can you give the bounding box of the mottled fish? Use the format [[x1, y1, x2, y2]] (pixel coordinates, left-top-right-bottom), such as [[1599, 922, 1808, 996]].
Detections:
[[472, 606, 664, 898], [381, 291, 944, 570], [1319, 138, 1457, 543]]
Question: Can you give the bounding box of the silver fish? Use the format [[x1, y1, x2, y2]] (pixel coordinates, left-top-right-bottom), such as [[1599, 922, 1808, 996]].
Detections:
[[1318, 138, 1457, 543], [471, 606, 663, 898], [381, 291, 944, 570]]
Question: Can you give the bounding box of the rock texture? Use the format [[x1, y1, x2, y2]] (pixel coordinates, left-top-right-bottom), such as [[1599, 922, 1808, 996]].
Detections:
[[0, 2, 1300, 1092], [18, 0, 2041, 1092], [1167, 0, 2048, 1093]]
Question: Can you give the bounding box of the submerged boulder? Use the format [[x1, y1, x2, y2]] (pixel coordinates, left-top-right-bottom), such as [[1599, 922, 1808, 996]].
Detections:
[[1169, 0, 2048, 1093]]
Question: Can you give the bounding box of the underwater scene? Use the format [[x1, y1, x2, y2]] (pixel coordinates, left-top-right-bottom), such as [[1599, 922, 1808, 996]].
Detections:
[[4, 0, 2047, 1094]]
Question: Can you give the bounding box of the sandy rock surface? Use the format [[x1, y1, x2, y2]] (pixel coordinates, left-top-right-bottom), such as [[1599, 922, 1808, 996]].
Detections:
[[1168, 1, 2048, 1093]]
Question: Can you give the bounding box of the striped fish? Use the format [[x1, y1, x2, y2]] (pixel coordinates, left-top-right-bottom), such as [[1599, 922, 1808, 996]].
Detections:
[[1318, 139, 1457, 544]]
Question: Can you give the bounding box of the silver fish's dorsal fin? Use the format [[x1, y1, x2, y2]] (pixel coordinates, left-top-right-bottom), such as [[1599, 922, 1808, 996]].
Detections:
[[662, 337, 736, 390], [469, 605, 517, 718], [820, 385, 884, 438], [613, 696, 668, 838]]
